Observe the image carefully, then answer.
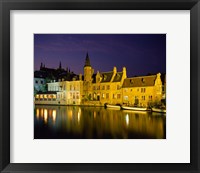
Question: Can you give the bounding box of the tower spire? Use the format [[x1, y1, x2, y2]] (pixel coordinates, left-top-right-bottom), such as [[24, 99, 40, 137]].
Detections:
[[84, 52, 91, 67]]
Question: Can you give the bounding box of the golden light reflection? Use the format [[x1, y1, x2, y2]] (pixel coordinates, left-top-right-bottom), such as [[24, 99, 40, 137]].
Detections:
[[52, 110, 56, 123], [78, 108, 81, 123], [125, 114, 129, 126], [40, 109, 44, 117], [36, 109, 40, 119], [94, 111, 96, 119], [78, 112, 80, 123], [44, 109, 48, 124], [68, 110, 73, 120]]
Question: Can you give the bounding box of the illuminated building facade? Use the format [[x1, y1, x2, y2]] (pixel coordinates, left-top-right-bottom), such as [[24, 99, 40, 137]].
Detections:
[[34, 53, 165, 107], [122, 73, 163, 107]]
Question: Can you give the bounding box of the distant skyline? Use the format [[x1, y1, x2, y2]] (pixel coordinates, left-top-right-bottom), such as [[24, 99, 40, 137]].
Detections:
[[34, 34, 166, 77]]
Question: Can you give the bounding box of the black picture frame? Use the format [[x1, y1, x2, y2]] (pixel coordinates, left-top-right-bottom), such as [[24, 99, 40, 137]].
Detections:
[[0, 0, 199, 172]]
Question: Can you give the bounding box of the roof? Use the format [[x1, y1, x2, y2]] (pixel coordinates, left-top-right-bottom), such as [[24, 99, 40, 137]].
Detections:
[[100, 72, 113, 83], [34, 71, 47, 78], [122, 75, 157, 88], [36, 91, 57, 94], [112, 72, 123, 82], [84, 52, 91, 67]]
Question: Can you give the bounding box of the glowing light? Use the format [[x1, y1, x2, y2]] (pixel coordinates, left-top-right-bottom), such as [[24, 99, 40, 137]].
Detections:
[[94, 111, 96, 119], [125, 114, 129, 126], [36, 109, 39, 119], [40, 109, 44, 117], [52, 110, 56, 123], [78, 112, 80, 123], [44, 109, 48, 123]]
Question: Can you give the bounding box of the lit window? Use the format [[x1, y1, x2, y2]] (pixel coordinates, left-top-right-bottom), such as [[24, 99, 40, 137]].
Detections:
[[117, 94, 121, 99]]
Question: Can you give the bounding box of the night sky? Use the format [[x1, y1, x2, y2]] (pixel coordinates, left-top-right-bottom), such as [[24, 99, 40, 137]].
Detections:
[[34, 34, 166, 77]]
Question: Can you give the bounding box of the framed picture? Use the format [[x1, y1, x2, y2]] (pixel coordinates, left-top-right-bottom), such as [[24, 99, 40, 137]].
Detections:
[[0, 0, 199, 172]]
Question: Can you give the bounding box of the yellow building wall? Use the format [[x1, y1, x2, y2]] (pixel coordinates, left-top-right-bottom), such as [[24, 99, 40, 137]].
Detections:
[[122, 75, 163, 107]]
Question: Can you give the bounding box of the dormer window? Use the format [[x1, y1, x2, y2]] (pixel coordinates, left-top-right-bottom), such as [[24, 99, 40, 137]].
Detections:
[[104, 75, 107, 80], [130, 79, 134, 84], [142, 78, 145, 83]]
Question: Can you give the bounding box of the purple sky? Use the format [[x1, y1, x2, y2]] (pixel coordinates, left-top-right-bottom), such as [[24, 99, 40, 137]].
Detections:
[[34, 34, 166, 77]]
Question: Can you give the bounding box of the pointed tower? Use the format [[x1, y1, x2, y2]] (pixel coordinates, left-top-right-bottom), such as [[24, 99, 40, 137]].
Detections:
[[84, 52, 91, 67], [84, 52, 92, 82], [83, 52, 93, 100]]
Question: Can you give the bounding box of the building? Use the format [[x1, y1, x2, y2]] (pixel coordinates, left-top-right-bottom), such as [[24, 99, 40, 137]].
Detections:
[[34, 52, 165, 107], [122, 73, 163, 107], [35, 76, 83, 105]]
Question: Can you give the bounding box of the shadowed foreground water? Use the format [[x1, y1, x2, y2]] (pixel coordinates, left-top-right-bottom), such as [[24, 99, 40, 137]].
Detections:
[[34, 105, 166, 139]]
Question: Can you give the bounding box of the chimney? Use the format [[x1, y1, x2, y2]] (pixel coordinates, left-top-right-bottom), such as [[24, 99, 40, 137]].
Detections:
[[113, 66, 117, 74], [79, 74, 82, 81], [123, 67, 127, 78]]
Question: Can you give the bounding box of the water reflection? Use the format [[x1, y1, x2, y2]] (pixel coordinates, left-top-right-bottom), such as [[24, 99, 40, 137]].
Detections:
[[34, 105, 166, 139]]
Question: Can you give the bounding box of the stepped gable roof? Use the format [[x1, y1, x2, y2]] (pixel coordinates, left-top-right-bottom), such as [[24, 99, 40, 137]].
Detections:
[[122, 75, 157, 88], [112, 72, 123, 82], [100, 71, 113, 83]]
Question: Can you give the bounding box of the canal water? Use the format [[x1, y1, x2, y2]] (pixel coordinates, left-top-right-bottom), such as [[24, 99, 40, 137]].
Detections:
[[34, 105, 166, 139]]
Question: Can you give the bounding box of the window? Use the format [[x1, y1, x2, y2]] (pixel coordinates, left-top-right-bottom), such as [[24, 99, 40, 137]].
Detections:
[[107, 85, 110, 90], [162, 86, 165, 92], [117, 85, 120, 90], [76, 92, 79, 99], [106, 93, 109, 99], [41, 80, 43, 84], [113, 94, 115, 99], [102, 85, 105, 90], [141, 88, 143, 92], [93, 86, 96, 90], [124, 96, 128, 100], [117, 94, 121, 99], [144, 88, 146, 92], [102, 93, 105, 99], [35, 80, 38, 84], [97, 86, 100, 90]]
